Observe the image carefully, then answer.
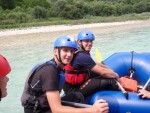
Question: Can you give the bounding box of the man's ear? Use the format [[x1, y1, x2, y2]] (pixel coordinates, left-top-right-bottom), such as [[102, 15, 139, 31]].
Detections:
[[54, 48, 58, 55], [78, 40, 81, 45]]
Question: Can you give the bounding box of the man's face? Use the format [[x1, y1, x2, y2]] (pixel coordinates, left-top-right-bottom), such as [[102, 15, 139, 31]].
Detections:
[[0, 76, 9, 98], [54, 47, 75, 65], [79, 40, 93, 52]]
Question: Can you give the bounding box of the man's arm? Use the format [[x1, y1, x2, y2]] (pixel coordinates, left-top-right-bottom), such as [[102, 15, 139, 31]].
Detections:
[[90, 64, 119, 80], [46, 91, 109, 113], [75, 52, 119, 80], [96, 62, 109, 69]]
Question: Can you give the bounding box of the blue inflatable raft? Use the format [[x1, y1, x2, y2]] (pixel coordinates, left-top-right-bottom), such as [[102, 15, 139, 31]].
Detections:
[[89, 52, 150, 113]]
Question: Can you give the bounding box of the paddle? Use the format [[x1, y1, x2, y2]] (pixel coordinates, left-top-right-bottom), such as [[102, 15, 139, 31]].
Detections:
[[61, 101, 92, 108], [114, 79, 128, 99], [142, 78, 150, 90], [96, 48, 102, 62]]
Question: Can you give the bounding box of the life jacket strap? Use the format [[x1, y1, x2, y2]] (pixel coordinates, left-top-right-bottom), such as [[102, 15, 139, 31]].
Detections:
[[65, 70, 88, 74]]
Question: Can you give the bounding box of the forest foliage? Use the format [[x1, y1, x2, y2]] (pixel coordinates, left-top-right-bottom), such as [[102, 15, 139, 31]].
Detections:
[[0, 0, 150, 28]]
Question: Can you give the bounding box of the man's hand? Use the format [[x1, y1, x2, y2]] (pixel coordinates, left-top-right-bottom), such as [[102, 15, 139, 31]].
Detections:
[[138, 89, 150, 98], [91, 99, 109, 113]]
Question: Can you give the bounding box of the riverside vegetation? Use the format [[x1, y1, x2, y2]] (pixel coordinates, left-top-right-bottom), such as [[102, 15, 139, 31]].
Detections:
[[0, 0, 150, 29]]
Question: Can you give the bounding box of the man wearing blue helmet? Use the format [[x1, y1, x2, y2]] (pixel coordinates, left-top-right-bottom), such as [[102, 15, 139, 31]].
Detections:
[[63, 30, 119, 98], [21, 36, 109, 113]]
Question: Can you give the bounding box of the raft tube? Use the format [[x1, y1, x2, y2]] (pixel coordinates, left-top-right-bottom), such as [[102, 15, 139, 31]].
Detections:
[[90, 91, 150, 113], [89, 52, 150, 113], [103, 52, 150, 85]]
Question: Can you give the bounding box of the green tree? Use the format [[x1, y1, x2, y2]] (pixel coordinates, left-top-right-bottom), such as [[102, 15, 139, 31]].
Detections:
[[0, 0, 15, 9], [134, 1, 150, 13], [22, 0, 51, 8], [32, 6, 47, 19]]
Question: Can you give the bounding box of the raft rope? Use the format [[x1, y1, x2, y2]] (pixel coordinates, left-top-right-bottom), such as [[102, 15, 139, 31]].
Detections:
[[130, 51, 135, 78]]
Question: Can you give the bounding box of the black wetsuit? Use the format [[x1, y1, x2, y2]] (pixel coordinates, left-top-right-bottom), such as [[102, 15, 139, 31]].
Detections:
[[21, 60, 61, 113]]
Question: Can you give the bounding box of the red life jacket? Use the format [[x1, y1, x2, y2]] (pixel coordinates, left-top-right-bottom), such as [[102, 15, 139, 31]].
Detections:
[[64, 64, 89, 85], [64, 50, 90, 85]]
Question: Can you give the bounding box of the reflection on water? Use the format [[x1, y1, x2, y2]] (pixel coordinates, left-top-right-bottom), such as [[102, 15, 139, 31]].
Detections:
[[0, 24, 150, 113]]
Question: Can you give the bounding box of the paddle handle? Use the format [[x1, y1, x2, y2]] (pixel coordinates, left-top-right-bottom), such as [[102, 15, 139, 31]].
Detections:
[[142, 78, 150, 90], [114, 79, 128, 99], [61, 101, 92, 108], [114, 79, 126, 93]]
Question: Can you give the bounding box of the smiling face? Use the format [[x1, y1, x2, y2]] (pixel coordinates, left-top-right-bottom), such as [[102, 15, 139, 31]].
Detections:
[[78, 40, 93, 52], [54, 47, 75, 65], [0, 76, 9, 98]]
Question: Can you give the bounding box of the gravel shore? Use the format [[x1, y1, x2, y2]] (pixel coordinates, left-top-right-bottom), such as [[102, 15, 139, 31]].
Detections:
[[0, 20, 150, 37]]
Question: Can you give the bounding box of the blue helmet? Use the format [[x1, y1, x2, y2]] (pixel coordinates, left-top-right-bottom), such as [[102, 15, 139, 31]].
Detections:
[[54, 36, 77, 50], [77, 30, 95, 41]]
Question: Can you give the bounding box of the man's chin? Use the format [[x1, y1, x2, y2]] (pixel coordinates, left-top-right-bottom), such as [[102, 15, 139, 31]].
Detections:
[[86, 50, 90, 52], [86, 48, 91, 52], [63, 61, 71, 65]]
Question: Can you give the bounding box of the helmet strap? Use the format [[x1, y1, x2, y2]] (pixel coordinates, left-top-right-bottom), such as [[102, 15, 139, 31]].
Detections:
[[77, 41, 90, 54], [56, 48, 66, 66], [78, 41, 84, 51]]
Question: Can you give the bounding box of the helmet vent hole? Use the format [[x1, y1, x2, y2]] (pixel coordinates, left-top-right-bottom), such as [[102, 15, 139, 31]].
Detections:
[[67, 39, 70, 41], [86, 34, 88, 36]]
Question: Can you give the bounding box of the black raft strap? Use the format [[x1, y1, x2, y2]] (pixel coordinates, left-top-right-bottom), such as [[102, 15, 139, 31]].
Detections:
[[130, 51, 135, 72], [129, 51, 136, 78]]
